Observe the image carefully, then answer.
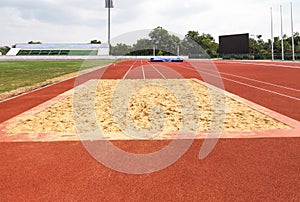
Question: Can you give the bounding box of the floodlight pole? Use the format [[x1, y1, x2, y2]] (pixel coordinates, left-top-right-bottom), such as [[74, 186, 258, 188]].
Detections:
[[280, 5, 284, 61], [291, 2, 295, 61], [106, 0, 113, 55], [271, 7, 274, 61]]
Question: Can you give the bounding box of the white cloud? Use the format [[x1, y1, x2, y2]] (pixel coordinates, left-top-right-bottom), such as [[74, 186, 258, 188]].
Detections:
[[0, 0, 299, 47]]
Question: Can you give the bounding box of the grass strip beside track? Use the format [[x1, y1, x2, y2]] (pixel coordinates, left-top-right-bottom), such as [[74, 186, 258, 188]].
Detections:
[[0, 60, 114, 94]]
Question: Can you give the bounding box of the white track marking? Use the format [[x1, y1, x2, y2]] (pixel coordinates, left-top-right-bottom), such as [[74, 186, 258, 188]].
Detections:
[[141, 61, 146, 79], [218, 61, 300, 69], [145, 61, 167, 79], [189, 64, 300, 92], [122, 60, 138, 79], [176, 63, 300, 101]]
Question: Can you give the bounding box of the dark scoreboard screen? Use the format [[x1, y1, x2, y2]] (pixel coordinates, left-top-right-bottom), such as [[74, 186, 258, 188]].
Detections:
[[219, 33, 250, 54]]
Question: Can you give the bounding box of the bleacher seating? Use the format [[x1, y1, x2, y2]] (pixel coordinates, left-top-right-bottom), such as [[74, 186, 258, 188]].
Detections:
[[7, 43, 110, 56]]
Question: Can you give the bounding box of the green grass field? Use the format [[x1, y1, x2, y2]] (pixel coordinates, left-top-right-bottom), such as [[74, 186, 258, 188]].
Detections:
[[0, 60, 114, 94]]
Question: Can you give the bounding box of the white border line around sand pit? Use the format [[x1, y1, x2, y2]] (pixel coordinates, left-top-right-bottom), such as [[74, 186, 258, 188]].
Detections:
[[0, 79, 300, 142]]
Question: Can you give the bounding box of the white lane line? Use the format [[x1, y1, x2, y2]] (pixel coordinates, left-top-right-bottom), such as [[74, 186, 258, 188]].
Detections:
[[218, 61, 300, 69], [188, 63, 300, 92], [176, 63, 300, 101], [141, 60, 146, 79], [145, 61, 167, 79], [122, 60, 138, 79]]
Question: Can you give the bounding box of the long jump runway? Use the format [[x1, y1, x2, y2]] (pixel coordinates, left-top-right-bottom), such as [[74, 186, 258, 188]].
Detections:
[[0, 60, 299, 201]]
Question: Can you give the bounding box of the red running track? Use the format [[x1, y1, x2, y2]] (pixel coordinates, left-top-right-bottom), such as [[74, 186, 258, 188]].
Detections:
[[1, 139, 299, 201], [161, 60, 300, 121], [0, 60, 299, 201], [210, 61, 300, 121]]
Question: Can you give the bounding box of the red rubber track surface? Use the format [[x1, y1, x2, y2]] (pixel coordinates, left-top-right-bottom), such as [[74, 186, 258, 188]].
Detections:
[[214, 61, 300, 121], [1, 60, 299, 201], [1, 139, 299, 201], [161, 60, 300, 121]]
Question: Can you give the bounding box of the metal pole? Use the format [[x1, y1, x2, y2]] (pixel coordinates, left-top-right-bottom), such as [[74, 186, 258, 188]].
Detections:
[[106, 0, 113, 55], [280, 5, 284, 61], [291, 2, 295, 61], [108, 7, 111, 55], [271, 7, 274, 61]]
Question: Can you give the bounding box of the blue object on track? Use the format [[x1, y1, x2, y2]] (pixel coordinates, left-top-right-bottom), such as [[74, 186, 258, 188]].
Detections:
[[150, 58, 165, 62], [170, 58, 184, 62], [150, 57, 184, 62]]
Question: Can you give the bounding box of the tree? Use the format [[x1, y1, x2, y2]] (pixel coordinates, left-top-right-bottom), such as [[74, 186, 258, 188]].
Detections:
[[0, 46, 11, 55], [248, 33, 300, 59], [90, 40, 101, 44], [131, 38, 152, 55], [169, 34, 181, 54], [133, 38, 152, 51], [181, 31, 201, 55], [198, 33, 218, 56], [111, 43, 132, 55], [294, 32, 300, 53], [293, 32, 300, 46], [103, 26, 300, 59], [149, 26, 170, 50], [157, 50, 164, 56], [181, 31, 218, 57], [149, 26, 180, 55], [249, 36, 260, 55], [28, 41, 42, 44]]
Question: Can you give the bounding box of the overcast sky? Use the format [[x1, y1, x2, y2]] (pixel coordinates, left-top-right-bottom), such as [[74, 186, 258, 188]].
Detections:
[[0, 0, 299, 47]]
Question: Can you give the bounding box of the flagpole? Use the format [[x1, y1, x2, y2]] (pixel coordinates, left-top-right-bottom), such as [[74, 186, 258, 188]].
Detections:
[[291, 2, 295, 61], [271, 7, 274, 61], [280, 5, 284, 61], [108, 6, 111, 55]]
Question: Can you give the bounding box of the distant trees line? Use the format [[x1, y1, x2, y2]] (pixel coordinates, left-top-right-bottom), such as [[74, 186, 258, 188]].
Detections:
[[26, 40, 102, 44], [111, 27, 219, 58], [111, 26, 300, 60], [249, 33, 300, 60]]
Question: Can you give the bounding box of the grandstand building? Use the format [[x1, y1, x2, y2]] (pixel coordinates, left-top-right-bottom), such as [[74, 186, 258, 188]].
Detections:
[[7, 43, 109, 56]]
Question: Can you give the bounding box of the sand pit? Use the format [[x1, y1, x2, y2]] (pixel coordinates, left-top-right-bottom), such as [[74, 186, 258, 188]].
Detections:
[[6, 79, 290, 140]]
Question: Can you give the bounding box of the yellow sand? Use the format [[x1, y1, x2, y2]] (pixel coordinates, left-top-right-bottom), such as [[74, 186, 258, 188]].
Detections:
[[7, 79, 290, 136]]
